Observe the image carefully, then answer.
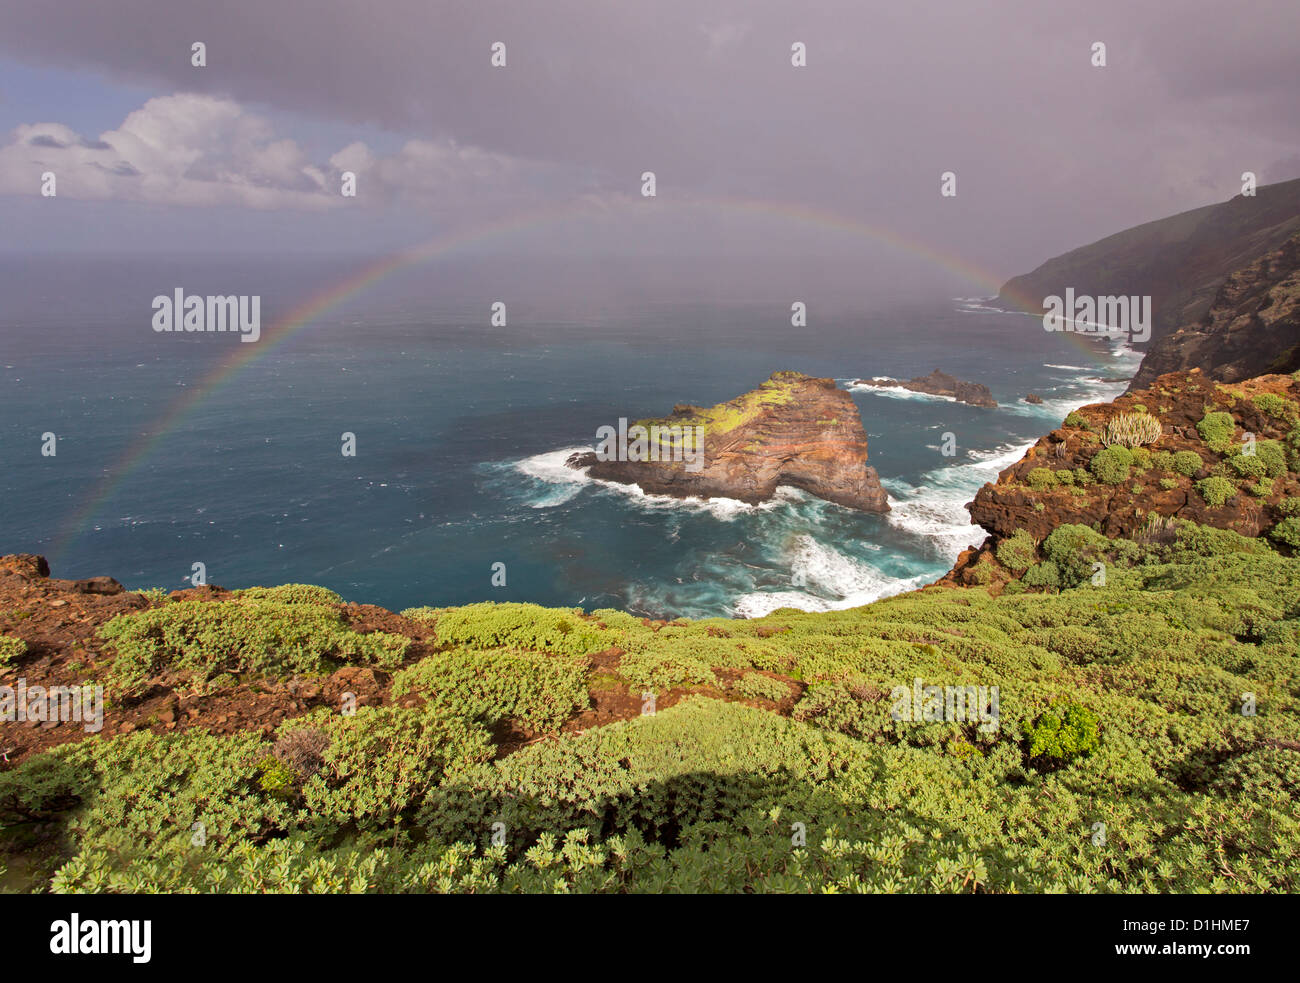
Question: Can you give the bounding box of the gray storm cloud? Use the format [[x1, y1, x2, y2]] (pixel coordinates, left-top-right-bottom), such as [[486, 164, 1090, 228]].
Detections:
[[0, 0, 1296, 275]]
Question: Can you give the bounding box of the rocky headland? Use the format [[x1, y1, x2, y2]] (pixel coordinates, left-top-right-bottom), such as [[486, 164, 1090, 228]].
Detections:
[[565, 370, 889, 512]]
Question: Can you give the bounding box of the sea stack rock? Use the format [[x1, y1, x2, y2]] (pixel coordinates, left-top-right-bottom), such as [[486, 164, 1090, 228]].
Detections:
[[856, 369, 997, 408], [565, 371, 889, 512]]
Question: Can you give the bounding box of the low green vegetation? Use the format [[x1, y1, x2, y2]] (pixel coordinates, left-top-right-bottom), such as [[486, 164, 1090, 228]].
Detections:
[[98, 597, 410, 696], [995, 529, 1037, 572], [0, 634, 25, 670], [732, 672, 793, 703], [235, 584, 344, 605], [4, 518, 1298, 893], [391, 647, 589, 733], [633, 371, 801, 441], [1196, 475, 1236, 507], [1249, 392, 1299, 422], [1090, 445, 1133, 485], [1196, 411, 1236, 453], [403, 602, 613, 658]]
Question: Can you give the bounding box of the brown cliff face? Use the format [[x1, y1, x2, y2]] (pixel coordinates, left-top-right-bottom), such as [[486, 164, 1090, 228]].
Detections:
[[855, 369, 997, 408], [1128, 233, 1300, 390], [566, 371, 889, 512], [996, 178, 1300, 353], [950, 371, 1300, 588]]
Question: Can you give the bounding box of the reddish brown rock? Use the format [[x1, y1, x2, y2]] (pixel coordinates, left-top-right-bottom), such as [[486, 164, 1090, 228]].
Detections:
[[567, 371, 889, 512], [964, 369, 1296, 544], [856, 369, 997, 408]]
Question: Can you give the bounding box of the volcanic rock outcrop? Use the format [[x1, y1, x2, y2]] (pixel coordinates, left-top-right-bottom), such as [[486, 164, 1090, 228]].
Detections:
[[565, 370, 889, 512], [942, 369, 1300, 586], [856, 369, 997, 408]]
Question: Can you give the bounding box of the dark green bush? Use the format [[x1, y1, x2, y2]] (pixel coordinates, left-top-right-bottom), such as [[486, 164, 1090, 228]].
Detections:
[[1269, 517, 1300, 549], [1026, 467, 1058, 490], [99, 599, 410, 696], [1196, 475, 1236, 507], [1025, 703, 1100, 764], [390, 647, 590, 732], [1022, 560, 1061, 590], [1196, 411, 1236, 453], [1090, 446, 1133, 485], [1172, 450, 1204, 477], [996, 530, 1037, 572]]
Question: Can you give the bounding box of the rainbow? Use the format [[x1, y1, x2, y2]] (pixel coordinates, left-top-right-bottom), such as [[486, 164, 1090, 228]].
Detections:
[[49, 195, 1083, 559]]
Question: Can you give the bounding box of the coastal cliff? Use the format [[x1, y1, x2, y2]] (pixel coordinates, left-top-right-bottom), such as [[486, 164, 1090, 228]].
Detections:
[[1127, 233, 1300, 390], [994, 178, 1300, 351], [566, 370, 889, 512], [944, 368, 1300, 587]]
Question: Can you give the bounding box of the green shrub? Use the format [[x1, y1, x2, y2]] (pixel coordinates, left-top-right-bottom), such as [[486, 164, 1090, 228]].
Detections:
[[1251, 392, 1298, 421], [1025, 703, 1100, 764], [791, 682, 882, 738], [1196, 476, 1236, 508], [619, 649, 718, 692], [732, 673, 793, 703], [1063, 411, 1089, 429], [1149, 450, 1175, 472], [1041, 525, 1110, 587], [1276, 497, 1300, 517], [1073, 467, 1094, 486], [1196, 411, 1236, 452], [235, 584, 344, 605], [1159, 478, 1179, 490], [0, 634, 25, 670], [1227, 453, 1267, 479], [390, 648, 590, 732], [1172, 450, 1204, 477], [996, 530, 1037, 572], [407, 602, 612, 658], [300, 706, 495, 831], [1269, 517, 1300, 549], [1130, 447, 1152, 471], [1022, 560, 1061, 590], [1255, 440, 1288, 478], [1090, 445, 1133, 485], [0, 752, 83, 824], [1169, 522, 1271, 560], [98, 599, 410, 696], [1025, 467, 1058, 491], [1054, 469, 1075, 486]]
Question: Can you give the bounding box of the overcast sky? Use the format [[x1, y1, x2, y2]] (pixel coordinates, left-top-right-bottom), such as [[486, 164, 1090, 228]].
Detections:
[[0, 0, 1296, 291]]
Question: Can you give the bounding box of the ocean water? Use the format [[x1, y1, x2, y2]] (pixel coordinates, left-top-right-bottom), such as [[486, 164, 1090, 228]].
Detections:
[[0, 256, 1140, 618]]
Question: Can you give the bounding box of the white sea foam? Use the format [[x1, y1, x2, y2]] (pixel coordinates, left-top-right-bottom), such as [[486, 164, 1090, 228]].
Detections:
[[882, 442, 1033, 558], [847, 380, 959, 403], [732, 535, 930, 618], [512, 445, 786, 520], [512, 447, 593, 507]]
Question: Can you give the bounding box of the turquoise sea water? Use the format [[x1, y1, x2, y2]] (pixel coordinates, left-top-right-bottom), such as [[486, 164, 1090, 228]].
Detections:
[[0, 256, 1139, 618]]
